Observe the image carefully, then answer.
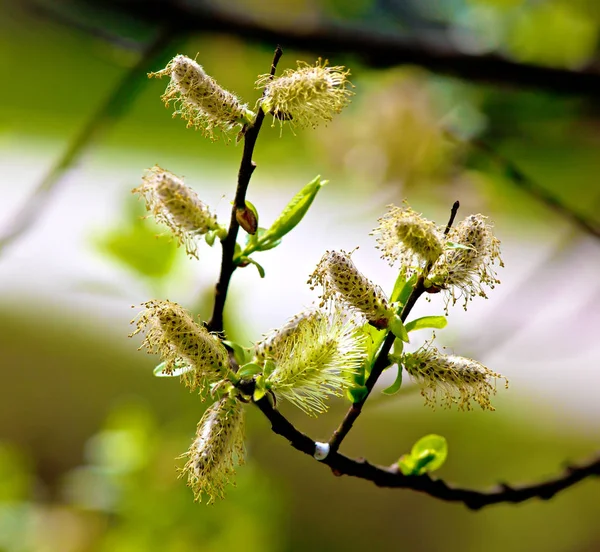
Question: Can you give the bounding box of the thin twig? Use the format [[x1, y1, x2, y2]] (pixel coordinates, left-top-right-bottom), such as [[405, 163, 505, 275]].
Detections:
[[254, 394, 600, 510], [0, 27, 180, 254], [207, 46, 283, 333], [328, 202, 459, 453]]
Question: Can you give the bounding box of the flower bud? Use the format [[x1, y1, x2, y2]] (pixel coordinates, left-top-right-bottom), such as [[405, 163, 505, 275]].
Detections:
[[373, 203, 444, 269], [265, 306, 366, 415], [403, 343, 507, 411], [133, 166, 221, 258], [257, 59, 353, 130], [183, 396, 245, 503], [309, 250, 394, 328], [131, 299, 230, 394], [428, 214, 503, 309], [149, 55, 254, 138]]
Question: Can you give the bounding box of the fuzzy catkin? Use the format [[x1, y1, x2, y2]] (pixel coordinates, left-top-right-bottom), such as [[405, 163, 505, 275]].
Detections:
[[183, 396, 245, 503], [150, 55, 253, 138], [309, 250, 393, 328], [265, 307, 366, 415], [373, 203, 444, 270], [428, 214, 503, 309], [403, 345, 507, 411], [133, 166, 220, 257], [131, 300, 230, 395], [257, 59, 353, 130]]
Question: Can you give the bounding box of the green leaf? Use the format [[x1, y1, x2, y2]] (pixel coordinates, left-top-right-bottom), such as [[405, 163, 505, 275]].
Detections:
[[259, 175, 326, 246], [237, 363, 263, 378], [346, 385, 369, 403], [397, 454, 417, 476], [395, 274, 418, 306], [245, 258, 266, 278], [153, 361, 193, 378], [223, 341, 248, 365], [398, 434, 448, 476], [390, 273, 408, 303], [390, 315, 409, 342], [446, 241, 476, 252], [382, 365, 403, 395], [405, 316, 448, 333], [253, 375, 267, 401]]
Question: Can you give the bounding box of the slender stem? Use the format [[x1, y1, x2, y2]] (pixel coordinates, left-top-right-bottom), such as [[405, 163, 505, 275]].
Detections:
[[328, 201, 459, 453], [0, 27, 180, 254], [207, 46, 283, 333], [254, 394, 600, 510]]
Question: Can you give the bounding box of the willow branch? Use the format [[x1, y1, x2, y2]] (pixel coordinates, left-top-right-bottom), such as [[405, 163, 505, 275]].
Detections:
[[328, 201, 460, 453], [254, 394, 600, 510], [207, 46, 283, 333]]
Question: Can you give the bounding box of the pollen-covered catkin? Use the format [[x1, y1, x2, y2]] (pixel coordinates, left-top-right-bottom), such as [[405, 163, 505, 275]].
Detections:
[[149, 55, 254, 138], [309, 250, 394, 328], [257, 59, 353, 130], [265, 307, 366, 415], [254, 308, 323, 362], [403, 345, 507, 411], [183, 396, 245, 503], [131, 299, 230, 395], [373, 203, 444, 270], [428, 214, 503, 309], [133, 166, 221, 258]]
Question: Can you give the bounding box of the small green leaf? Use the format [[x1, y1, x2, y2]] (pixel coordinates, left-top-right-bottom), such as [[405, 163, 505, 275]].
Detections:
[[446, 241, 476, 252], [153, 361, 193, 378], [246, 258, 265, 278], [253, 375, 267, 401], [397, 454, 417, 476], [382, 365, 403, 395], [253, 387, 267, 401], [390, 315, 409, 342], [223, 341, 248, 365], [259, 175, 326, 246], [405, 316, 448, 333], [390, 273, 408, 303], [395, 274, 418, 306], [237, 363, 263, 378], [407, 434, 448, 475], [346, 385, 369, 403]]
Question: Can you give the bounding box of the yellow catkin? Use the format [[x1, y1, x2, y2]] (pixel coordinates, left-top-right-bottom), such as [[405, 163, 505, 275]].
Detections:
[[257, 59, 353, 130], [131, 300, 230, 396], [183, 396, 245, 503], [373, 203, 444, 270], [428, 214, 503, 310], [149, 54, 254, 138], [403, 345, 508, 411], [309, 250, 393, 328], [133, 166, 221, 258], [265, 306, 366, 415]]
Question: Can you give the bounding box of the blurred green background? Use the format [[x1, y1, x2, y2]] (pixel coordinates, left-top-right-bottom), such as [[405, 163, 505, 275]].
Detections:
[[1, 0, 600, 550]]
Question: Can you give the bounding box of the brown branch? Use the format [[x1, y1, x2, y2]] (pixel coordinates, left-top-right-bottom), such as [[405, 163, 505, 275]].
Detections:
[[0, 26, 181, 254], [207, 45, 283, 333], [328, 201, 460, 453], [254, 394, 600, 510], [92, 1, 600, 97]]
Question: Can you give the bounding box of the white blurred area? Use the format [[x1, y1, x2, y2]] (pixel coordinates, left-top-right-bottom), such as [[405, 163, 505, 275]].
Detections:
[[1, 137, 600, 426]]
